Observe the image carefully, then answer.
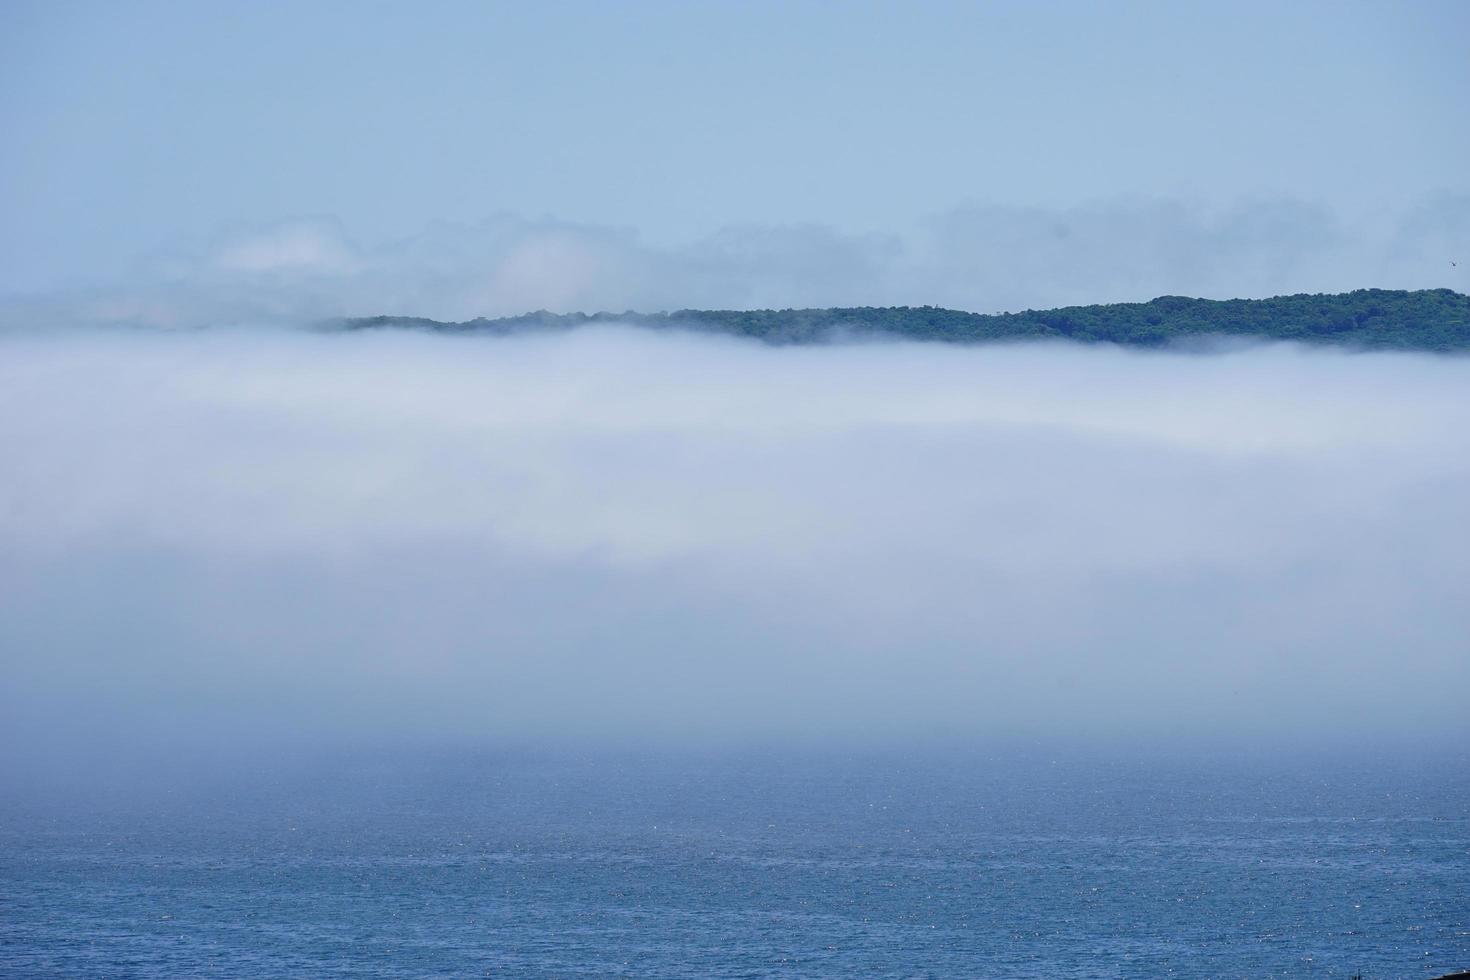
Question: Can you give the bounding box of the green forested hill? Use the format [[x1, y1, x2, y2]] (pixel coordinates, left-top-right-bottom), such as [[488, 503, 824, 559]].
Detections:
[[337, 288, 1470, 350]]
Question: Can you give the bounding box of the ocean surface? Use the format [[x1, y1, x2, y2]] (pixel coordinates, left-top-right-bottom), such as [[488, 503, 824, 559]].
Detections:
[[2, 746, 1466, 979]]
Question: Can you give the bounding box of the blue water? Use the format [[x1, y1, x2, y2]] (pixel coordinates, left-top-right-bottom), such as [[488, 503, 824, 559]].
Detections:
[[2, 747, 1466, 978]]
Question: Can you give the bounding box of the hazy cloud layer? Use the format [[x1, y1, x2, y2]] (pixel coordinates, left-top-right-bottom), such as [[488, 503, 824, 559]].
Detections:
[[4, 196, 1468, 330], [2, 326, 1467, 757]]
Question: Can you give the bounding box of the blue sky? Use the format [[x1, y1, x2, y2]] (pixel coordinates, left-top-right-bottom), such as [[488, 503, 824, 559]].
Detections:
[[2, 0, 1467, 310]]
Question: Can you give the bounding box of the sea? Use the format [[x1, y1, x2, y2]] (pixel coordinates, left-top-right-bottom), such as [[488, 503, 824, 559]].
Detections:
[[2, 745, 1466, 979]]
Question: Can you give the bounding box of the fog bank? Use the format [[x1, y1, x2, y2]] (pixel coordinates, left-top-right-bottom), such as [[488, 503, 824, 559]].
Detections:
[[2, 326, 1467, 761]]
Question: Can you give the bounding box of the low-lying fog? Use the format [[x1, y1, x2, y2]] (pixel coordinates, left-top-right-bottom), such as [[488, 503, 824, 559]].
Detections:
[[2, 325, 1467, 771]]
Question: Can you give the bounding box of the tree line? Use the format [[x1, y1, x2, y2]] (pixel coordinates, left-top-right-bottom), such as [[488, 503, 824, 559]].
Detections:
[[338, 288, 1470, 351]]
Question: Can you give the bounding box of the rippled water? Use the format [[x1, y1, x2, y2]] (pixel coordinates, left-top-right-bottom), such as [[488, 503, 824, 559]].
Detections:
[[2, 748, 1466, 978]]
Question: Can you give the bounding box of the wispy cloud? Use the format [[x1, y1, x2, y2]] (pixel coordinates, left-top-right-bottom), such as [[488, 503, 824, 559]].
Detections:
[[4, 196, 1466, 331]]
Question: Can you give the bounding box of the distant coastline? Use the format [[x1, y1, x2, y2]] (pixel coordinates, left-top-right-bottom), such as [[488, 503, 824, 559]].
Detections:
[[333, 288, 1470, 351]]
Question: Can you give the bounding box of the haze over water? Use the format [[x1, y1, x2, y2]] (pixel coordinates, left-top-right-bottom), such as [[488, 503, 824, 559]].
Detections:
[[3, 325, 1468, 978]]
